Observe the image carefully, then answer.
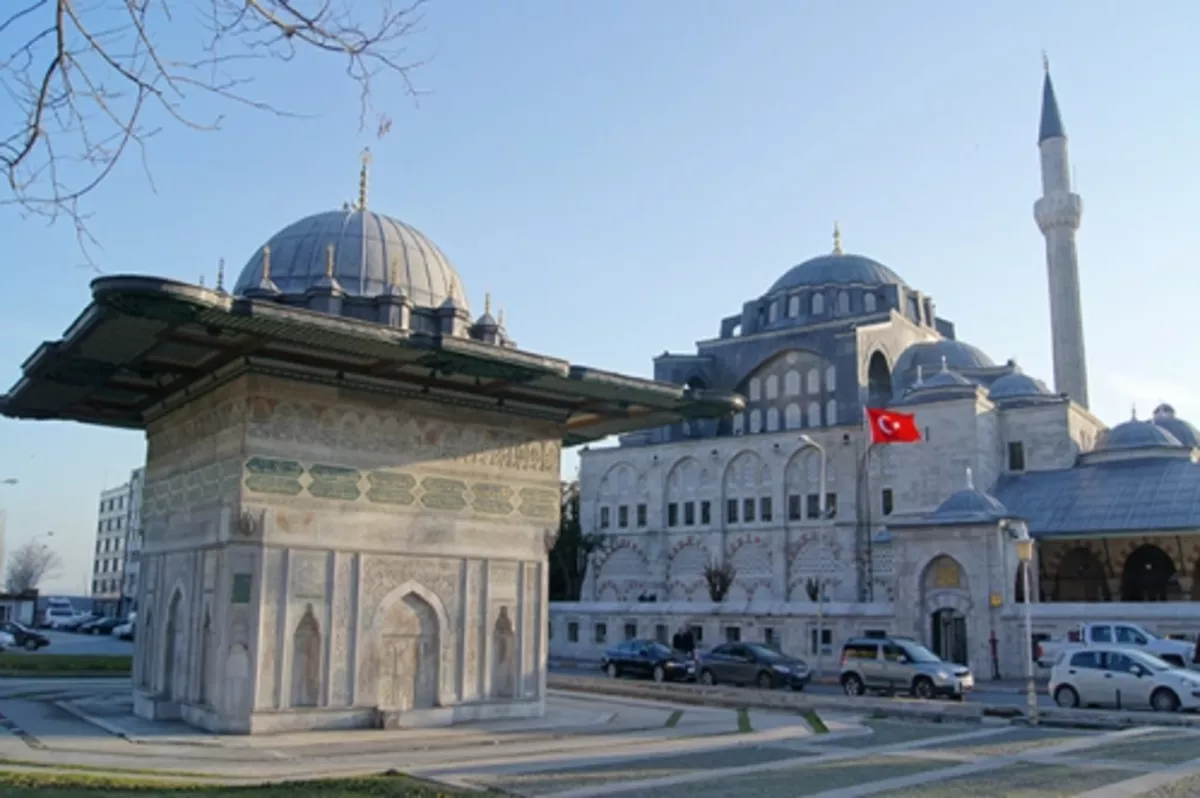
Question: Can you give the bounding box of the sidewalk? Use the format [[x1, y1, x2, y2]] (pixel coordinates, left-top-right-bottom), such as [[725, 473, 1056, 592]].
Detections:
[[547, 659, 1051, 695]]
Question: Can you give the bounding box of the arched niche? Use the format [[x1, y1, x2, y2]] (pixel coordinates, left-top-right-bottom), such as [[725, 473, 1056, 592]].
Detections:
[[491, 607, 517, 699], [291, 604, 322, 708], [1052, 546, 1110, 602], [1121, 544, 1180, 602], [365, 581, 453, 710], [867, 351, 892, 407]]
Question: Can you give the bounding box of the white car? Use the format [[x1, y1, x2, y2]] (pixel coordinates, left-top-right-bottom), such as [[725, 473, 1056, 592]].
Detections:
[[0, 630, 13, 651], [1050, 646, 1200, 713]]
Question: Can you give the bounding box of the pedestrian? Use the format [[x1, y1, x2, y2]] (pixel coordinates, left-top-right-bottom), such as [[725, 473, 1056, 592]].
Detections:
[[680, 626, 695, 655], [671, 627, 684, 652]]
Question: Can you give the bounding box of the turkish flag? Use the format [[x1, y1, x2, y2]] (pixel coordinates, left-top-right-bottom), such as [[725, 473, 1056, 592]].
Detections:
[[865, 407, 922, 444]]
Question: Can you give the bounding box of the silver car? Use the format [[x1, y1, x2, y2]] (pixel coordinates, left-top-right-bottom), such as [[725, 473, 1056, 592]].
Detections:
[[839, 636, 973, 700]]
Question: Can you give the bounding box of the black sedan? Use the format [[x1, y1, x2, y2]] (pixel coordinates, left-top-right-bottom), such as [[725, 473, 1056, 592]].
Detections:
[[0, 621, 50, 651], [79, 617, 126, 635], [697, 642, 811, 691], [602, 640, 695, 683]]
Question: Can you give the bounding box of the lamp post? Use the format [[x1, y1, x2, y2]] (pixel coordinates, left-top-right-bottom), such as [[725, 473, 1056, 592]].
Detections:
[[799, 435, 829, 675], [798, 435, 827, 517], [1008, 519, 1038, 725]]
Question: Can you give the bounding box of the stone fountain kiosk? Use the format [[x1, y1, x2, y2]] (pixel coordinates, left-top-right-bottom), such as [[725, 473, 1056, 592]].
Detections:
[[1, 205, 739, 734]]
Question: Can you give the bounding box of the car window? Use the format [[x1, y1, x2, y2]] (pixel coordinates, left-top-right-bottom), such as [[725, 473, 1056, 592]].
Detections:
[[1115, 626, 1147, 645], [1069, 651, 1102, 669], [646, 642, 672, 658], [727, 644, 750, 659], [842, 642, 878, 660], [1089, 626, 1113, 643], [883, 644, 906, 662], [1105, 652, 1137, 673], [709, 644, 732, 657], [745, 643, 784, 662]]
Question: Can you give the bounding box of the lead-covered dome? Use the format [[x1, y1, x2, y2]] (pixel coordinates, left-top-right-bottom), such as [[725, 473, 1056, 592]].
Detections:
[[894, 339, 995, 377], [931, 488, 1009, 521], [233, 210, 469, 311], [1152, 403, 1200, 447], [1096, 419, 1183, 451], [988, 372, 1053, 402], [768, 253, 906, 294]]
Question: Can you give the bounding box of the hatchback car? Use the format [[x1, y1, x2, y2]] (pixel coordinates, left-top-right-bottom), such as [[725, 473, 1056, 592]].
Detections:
[[840, 636, 973, 700], [1050, 646, 1200, 713], [602, 640, 694, 682], [697, 642, 811, 690], [0, 621, 49, 651]]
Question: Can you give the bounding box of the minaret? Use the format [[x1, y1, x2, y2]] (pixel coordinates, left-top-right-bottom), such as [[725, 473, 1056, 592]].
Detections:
[[1033, 56, 1089, 408]]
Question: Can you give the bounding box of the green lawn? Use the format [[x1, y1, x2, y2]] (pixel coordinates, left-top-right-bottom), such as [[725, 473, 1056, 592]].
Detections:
[[0, 771, 474, 797], [0, 654, 132, 676]]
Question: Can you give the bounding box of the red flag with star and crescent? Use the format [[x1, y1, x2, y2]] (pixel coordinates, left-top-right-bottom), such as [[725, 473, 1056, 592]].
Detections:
[[865, 407, 922, 444]]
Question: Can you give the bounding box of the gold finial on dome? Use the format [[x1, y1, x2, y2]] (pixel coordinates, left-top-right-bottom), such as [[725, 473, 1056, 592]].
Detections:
[[261, 245, 272, 279], [357, 148, 372, 211], [326, 243, 336, 278], [832, 222, 843, 255]]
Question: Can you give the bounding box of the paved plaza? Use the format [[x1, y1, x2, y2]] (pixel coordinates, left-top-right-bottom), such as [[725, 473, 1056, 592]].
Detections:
[[2, 677, 1200, 796]]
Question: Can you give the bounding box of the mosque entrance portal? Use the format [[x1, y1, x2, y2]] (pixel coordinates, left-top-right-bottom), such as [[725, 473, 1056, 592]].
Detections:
[[930, 609, 968, 665]]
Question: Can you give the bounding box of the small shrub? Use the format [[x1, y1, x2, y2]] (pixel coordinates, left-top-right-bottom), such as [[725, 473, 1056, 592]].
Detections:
[[703, 559, 736, 603]]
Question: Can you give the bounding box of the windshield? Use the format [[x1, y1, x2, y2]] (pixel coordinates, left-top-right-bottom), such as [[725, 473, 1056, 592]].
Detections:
[[746, 643, 787, 661], [898, 641, 943, 663], [1131, 651, 1173, 672], [646, 643, 673, 658]]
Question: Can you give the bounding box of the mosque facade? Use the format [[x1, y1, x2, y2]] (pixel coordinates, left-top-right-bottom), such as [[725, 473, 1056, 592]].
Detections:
[[551, 68, 1200, 679]]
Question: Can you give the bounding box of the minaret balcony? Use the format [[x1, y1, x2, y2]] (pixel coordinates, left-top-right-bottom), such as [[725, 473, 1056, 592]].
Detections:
[[1034, 192, 1082, 233]]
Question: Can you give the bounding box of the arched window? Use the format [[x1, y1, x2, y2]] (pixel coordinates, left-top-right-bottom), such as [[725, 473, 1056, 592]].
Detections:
[[732, 412, 744, 435], [807, 402, 821, 428], [788, 296, 800, 317], [811, 293, 825, 315], [825, 365, 836, 392], [766, 407, 780, 432], [765, 374, 779, 400], [768, 302, 779, 323], [806, 368, 820, 394], [749, 378, 762, 402], [749, 409, 763, 434], [864, 293, 877, 313], [837, 291, 850, 315], [825, 399, 837, 426], [785, 403, 802, 429], [785, 370, 801, 396]]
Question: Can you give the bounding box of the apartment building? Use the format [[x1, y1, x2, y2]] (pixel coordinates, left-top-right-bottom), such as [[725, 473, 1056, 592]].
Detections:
[[92, 482, 130, 616]]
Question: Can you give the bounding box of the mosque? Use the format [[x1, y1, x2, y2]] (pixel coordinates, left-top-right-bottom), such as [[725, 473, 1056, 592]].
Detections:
[[553, 66, 1200, 677]]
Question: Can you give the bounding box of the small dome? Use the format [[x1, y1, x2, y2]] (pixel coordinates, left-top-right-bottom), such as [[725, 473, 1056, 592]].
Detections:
[[922, 369, 973, 389], [768, 253, 906, 294], [1150, 403, 1199, 447], [932, 488, 1009, 520], [1096, 419, 1183, 451], [234, 210, 469, 311], [894, 340, 995, 389], [988, 372, 1053, 401]]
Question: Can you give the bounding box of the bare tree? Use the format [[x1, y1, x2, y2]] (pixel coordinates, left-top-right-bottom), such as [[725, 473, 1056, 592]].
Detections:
[[703, 559, 735, 603], [4, 538, 63, 592], [1, 0, 428, 253]]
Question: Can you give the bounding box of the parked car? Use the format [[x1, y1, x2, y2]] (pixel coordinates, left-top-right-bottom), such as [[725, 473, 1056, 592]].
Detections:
[[1036, 622, 1196, 669], [1050, 646, 1200, 713], [113, 620, 135, 641], [602, 640, 694, 682], [697, 642, 811, 691], [60, 613, 100, 632], [0, 621, 50, 651], [41, 606, 79, 629], [79, 617, 126, 635], [840, 636, 973, 700], [0, 629, 14, 651]]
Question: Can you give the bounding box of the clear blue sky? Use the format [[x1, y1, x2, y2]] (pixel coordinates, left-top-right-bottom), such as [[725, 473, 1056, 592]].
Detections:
[[2, 1, 1198, 593]]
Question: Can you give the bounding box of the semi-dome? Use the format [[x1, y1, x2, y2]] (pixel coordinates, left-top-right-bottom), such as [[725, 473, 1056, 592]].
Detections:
[[988, 372, 1053, 401], [1096, 419, 1183, 452], [233, 209, 469, 310], [1152, 403, 1200, 447], [768, 253, 907, 295]]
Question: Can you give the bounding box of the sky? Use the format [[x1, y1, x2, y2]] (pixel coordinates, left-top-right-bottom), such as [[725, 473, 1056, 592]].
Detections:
[[1, 1, 1198, 594]]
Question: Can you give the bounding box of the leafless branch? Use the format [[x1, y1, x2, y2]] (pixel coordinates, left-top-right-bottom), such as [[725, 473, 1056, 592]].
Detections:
[[1, 0, 428, 259], [4, 538, 63, 592]]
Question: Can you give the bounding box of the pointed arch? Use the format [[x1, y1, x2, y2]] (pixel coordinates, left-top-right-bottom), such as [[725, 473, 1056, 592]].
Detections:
[[1121, 544, 1180, 602], [867, 350, 892, 407], [291, 604, 322, 707], [491, 606, 517, 699], [921, 554, 967, 592], [1052, 546, 1110, 602], [366, 580, 453, 708], [161, 586, 186, 701], [198, 608, 212, 706]]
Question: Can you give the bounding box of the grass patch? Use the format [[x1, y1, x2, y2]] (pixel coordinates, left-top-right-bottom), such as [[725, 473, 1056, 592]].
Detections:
[[736, 707, 753, 733], [0, 760, 216, 780], [0, 770, 473, 796], [803, 709, 829, 734], [664, 710, 683, 728], [0, 655, 131, 676]]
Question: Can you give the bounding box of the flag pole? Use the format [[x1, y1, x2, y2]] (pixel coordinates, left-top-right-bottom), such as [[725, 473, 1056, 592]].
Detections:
[[859, 407, 877, 602]]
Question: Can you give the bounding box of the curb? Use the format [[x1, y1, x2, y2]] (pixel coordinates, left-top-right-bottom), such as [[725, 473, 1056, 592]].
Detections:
[[54, 699, 134, 741]]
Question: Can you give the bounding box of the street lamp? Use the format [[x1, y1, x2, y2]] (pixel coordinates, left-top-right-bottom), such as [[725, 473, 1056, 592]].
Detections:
[[799, 435, 830, 675], [1006, 519, 1038, 725], [798, 435, 827, 517]]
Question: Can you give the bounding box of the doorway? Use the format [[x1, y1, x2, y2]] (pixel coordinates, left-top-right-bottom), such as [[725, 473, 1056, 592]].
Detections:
[[930, 609, 968, 665]]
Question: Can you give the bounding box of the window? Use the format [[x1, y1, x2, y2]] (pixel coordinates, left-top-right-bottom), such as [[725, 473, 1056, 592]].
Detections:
[[618, 505, 629, 528], [806, 494, 821, 519], [1115, 626, 1148, 646], [1105, 652, 1139, 673], [749, 378, 762, 402], [624, 622, 637, 641], [825, 493, 838, 518], [655, 624, 669, 644], [881, 488, 894, 516], [807, 402, 821, 428], [788, 494, 802, 521], [726, 499, 738, 524], [689, 625, 704, 644], [600, 507, 611, 529], [667, 503, 679, 527], [636, 504, 647, 527], [732, 413, 744, 435], [768, 302, 778, 322], [788, 296, 800, 316], [1007, 441, 1026, 472], [724, 626, 741, 643], [864, 293, 877, 313], [766, 374, 779, 400], [749, 409, 763, 434], [883, 644, 905, 662], [811, 293, 825, 315], [742, 498, 756, 523], [810, 628, 833, 655], [766, 406, 780, 431], [863, 629, 888, 639], [763, 627, 778, 647], [1090, 626, 1113, 643], [785, 403, 802, 429], [841, 641, 877, 660], [785, 370, 800, 396], [825, 400, 837, 426], [837, 290, 850, 315], [806, 368, 820, 394], [568, 622, 579, 642], [684, 501, 695, 526], [1069, 651, 1101, 669], [825, 365, 836, 392], [700, 500, 711, 525], [594, 623, 607, 644], [760, 497, 773, 523]]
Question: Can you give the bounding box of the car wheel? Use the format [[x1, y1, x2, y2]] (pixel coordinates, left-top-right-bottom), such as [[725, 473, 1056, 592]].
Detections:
[[23, 639, 38, 652], [699, 669, 716, 686], [1151, 687, 1181, 713], [606, 663, 620, 679], [912, 677, 935, 700], [652, 665, 666, 683], [1054, 685, 1080, 708], [756, 671, 775, 690], [842, 673, 864, 697]]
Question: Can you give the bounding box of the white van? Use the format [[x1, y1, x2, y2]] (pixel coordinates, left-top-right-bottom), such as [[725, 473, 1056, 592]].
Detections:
[[43, 606, 77, 629]]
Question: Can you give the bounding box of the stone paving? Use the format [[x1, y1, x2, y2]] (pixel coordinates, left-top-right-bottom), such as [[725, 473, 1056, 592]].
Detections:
[[2, 677, 1200, 796]]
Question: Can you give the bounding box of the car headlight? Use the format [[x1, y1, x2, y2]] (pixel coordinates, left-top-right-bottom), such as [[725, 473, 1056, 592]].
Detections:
[[772, 664, 791, 674], [935, 670, 950, 680]]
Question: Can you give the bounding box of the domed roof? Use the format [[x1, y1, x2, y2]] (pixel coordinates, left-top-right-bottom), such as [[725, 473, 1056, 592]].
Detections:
[[988, 372, 1053, 401], [1152, 403, 1200, 447], [1096, 419, 1183, 452], [233, 209, 469, 310], [768, 253, 906, 295], [931, 488, 1009, 520], [922, 369, 973, 389], [894, 340, 995, 382]]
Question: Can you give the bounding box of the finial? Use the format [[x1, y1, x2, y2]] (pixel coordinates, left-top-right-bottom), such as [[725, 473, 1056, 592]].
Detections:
[[940, 355, 948, 372], [485, 292, 492, 315], [832, 222, 843, 255], [326, 243, 336, 278], [216, 258, 225, 291], [498, 306, 506, 327], [357, 147, 372, 211], [261, 245, 272, 279], [1042, 50, 1050, 73], [965, 467, 974, 490], [1131, 404, 1137, 421]]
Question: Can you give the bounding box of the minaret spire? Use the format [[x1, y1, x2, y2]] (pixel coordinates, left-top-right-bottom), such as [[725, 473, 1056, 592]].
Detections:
[[356, 148, 372, 211], [832, 222, 843, 255], [1033, 58, 1089, 409]]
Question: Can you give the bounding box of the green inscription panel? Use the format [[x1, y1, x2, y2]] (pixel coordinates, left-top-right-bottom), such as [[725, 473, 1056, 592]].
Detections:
[[307, 463, 362, 501], [244, 457, 304, 496], [421, 477, 468, 511], [519, 487, 559, 519], [366, 471, 417, 505], [471, 483, 515, 515], [231, 574, 253, 604]]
